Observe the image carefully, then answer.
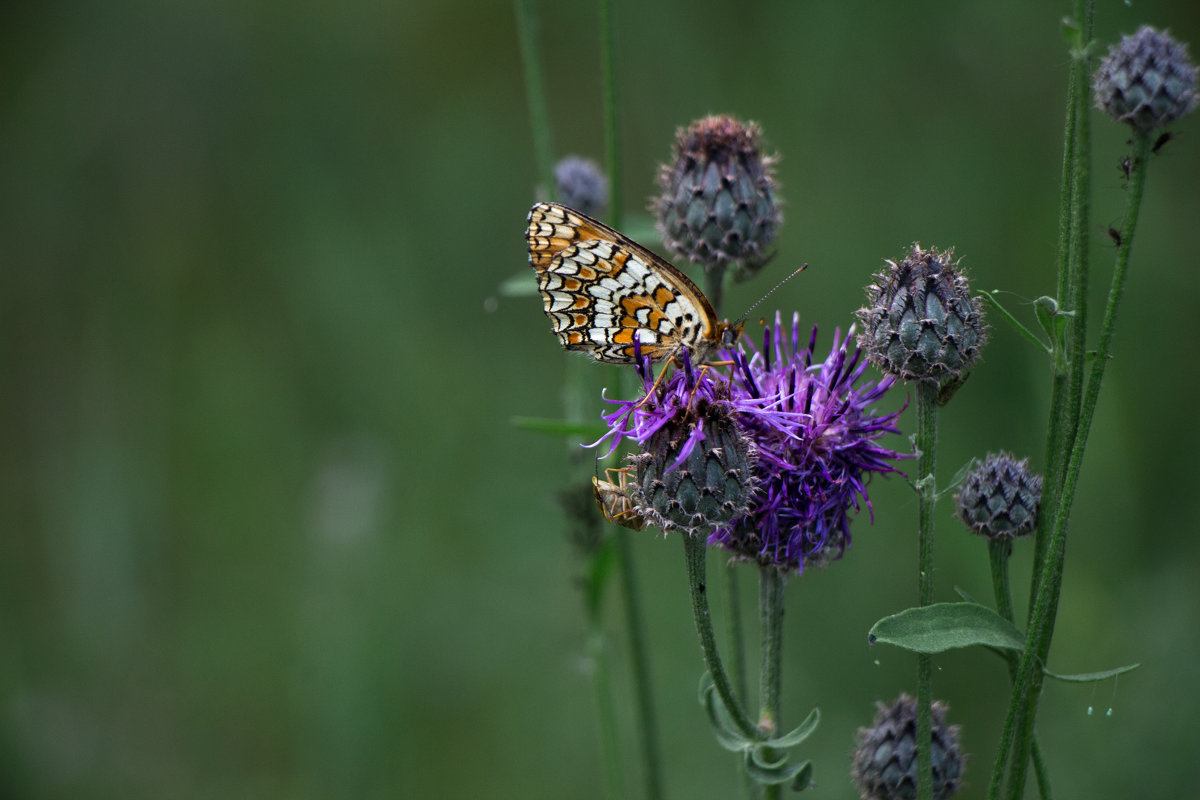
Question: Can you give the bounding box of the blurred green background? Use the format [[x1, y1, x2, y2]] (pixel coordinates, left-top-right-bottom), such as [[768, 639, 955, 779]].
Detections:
[[3, 1, 1198, 797]]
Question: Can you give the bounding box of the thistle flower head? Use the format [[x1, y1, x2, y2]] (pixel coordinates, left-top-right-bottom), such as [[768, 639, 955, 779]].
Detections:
[[554, 156, 609, 216], [852, 694, 964, 800], [654, 115, 781, 282], [1093, 26, 1198, 132], [856, 245, 986, 389], [593, 314, 908, 573], [954, 452, 1042, 541]]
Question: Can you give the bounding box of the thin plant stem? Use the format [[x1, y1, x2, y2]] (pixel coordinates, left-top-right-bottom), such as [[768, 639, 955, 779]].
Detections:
[[1030, 22, 1083, 611], [1001, 127, 1151, 800], [987, 539, 1054, 800], [682, 532, 759, 740], [722, 564, 749, 709], [759, 567, 786, 800], [587, 616, 625, 800], [514, 0, 555, 201], [1061, 0, 1095, 484], [614, 529, 665, 800], [598, 0, 620, 224], [915, 381, 939, 800]]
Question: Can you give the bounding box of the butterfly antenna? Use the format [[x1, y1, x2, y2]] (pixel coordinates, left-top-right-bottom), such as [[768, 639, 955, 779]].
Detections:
[[733, 263, 808, 326]]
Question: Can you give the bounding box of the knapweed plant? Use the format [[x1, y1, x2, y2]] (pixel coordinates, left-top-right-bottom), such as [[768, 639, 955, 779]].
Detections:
[[512, 0, 1194, 797]]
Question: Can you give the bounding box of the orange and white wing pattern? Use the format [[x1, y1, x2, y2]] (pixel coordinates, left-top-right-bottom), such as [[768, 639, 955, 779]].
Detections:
[[526, 202, 736, 364]]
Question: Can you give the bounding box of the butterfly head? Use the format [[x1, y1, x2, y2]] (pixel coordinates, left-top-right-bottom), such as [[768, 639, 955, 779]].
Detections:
[[719, 320, 744, 351]]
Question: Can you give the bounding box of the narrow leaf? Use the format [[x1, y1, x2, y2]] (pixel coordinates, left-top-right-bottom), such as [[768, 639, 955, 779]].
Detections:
[[698, 673, 753, 752], [766, 706, 820, 749], [978, 291, 1049, 353], [1044, 663, 1140, 683], [744, 748, 809, 786], [868, 602, 1026, 654], [510, 416, 607, 438], [791, 761, 814, 792]]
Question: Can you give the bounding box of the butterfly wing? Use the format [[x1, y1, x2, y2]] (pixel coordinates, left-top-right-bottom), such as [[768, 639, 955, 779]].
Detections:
[[526, 202, 722, 364]]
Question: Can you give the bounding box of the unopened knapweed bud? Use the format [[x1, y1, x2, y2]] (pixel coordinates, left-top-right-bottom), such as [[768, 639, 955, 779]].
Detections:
[[554, 156, 609, 216], [856, 245, 986, 388], [654, 115, 780, 282], [955, 452, 1042, 540], [1094, 26, 1198, 132], [632, 401, 755, 534], [852, 694, 963, 800]]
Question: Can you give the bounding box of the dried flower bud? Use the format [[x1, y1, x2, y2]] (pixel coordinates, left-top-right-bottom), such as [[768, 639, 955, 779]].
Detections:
[[955, 452, 1042, 540], [554, 156, 609, 216], [856, 245, 986, 388], [654, 115, 780, 282], [631, 400, 755, 534], [1094, 26, 1198, 132], [852, 694, 964, 800]]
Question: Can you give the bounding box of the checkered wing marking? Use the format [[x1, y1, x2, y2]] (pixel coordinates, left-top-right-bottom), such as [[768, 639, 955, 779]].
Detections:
[[526, 202, 720, 364]]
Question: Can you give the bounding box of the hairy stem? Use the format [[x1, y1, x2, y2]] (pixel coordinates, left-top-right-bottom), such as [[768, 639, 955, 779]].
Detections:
[[683, 532, 759, 740], [915, 381, 939, 800]]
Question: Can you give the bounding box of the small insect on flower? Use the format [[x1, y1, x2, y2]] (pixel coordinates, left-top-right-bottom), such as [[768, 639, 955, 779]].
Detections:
[[526, 202, 743, 366], [1108, 226, 1123, 247], [592, 467, 645, 531]]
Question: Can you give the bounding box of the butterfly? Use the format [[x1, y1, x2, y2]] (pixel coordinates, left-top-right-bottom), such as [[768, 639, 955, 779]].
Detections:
[[526, 202, 741, 365]]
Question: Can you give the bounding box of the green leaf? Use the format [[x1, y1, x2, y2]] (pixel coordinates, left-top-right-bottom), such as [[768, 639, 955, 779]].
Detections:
[[698, 673, 754, 752], [744, 747, 810, 786], [499, 272, 538, 297], [510, 416, 607, 438], [765, 707, 820, 749], [868, 602, 1026, 654], [977, 291, 1050, 353], [952, 585, 980, 605], [791, 761, 814, 792], [1044, 663, 1140, 683]]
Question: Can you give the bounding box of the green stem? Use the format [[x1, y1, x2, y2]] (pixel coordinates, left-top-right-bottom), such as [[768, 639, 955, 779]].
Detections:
[[723, 561, 756, 800], [682, 532, 759, 740], [915, 381, 939, 800], [598, 0, 620, 224], [1061, 0, 1095, 478], [759, 568, 786, 800], [1030, 4, 1088, 611], [723, 563, 749, 709], [758, 568, 785, 735], [514, 0, 555, 200], [1001, 129, 1150, 800], [987, 539, 1053, 800], [615, 529, 665, 800], [587, 617, 625, 800]]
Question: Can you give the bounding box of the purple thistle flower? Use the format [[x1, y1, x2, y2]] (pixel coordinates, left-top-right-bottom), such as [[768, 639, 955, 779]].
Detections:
[[592, 312, 910, 574]]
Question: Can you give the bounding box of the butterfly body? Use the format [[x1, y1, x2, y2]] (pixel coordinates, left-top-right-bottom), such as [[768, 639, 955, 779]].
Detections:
[[526, 202, 739, 364]]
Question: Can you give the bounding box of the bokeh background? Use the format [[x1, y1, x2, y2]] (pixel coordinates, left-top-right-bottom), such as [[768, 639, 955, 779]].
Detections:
[[3, 1, 1199, 797]]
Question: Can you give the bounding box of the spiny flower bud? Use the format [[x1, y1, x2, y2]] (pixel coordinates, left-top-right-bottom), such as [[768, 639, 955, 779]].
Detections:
[[631, 400, 755, 535], [852, 694, 964, 800], [554, 156, 609, 216], [954, 452, 1042, 540], [1093, 26, 1198, 132], [654, 115, 780, 282], [856, 245, 986, 388]]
